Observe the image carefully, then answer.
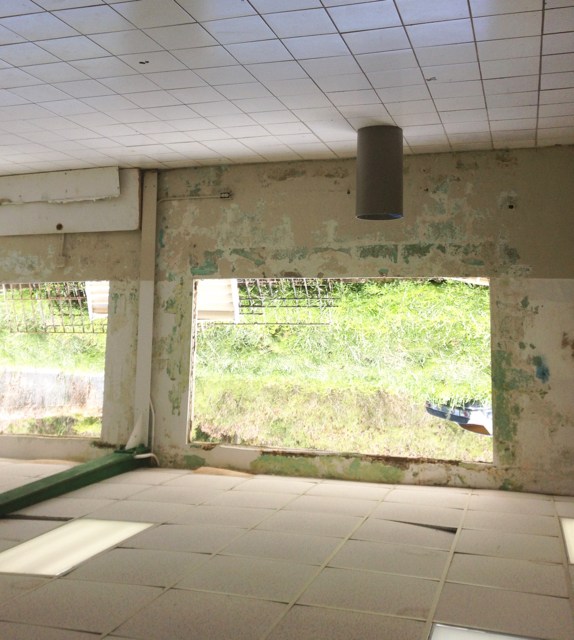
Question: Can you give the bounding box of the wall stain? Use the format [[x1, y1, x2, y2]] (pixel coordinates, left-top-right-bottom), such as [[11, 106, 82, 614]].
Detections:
[[402, 243, 434, 264], [358, 244, 398, 263], [533, 355, 550, 383], [230, 248, 266, 266], [190, 250, 223, 275]]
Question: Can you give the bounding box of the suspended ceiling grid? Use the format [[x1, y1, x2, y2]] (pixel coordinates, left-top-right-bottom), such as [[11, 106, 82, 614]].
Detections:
[[0, 0, 573, 175]]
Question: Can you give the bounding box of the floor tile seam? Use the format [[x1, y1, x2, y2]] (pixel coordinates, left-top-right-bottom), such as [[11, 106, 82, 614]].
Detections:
[[165, 584, 302, 604], [278, 601, 428, 622], [257, 490, 393, 640], [451, 549, 564, 565], [368, 516, 461, 530], [460, 525, 560, 537], [419, 488, 473, 640], [321, 562, 444, 581], [214, 550, 332, 567], [280, 507, 377, 517], [97, 481, 318, 639], [383, 500, 467, 510], [551, 497, 574, 620], [442, 577, 570, 599], [0, 613, 102, 636], [465, 507, 557, 516]]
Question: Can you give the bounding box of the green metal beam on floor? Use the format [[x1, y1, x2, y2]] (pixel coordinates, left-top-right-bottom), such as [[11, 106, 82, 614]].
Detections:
[[0, 446, 150, 518]]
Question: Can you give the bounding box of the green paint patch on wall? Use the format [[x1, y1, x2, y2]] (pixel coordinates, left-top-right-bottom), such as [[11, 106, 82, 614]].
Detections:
[[501, 245, 521, 265], [428, 221, 460, 241], [402, 243, 434, 264], [346, 458, 405, 483], [184, 455, 206, 470], [499, 477, 523, 492], [230, 248, 266, 266], [358, 244, 398, 263], [191, 250, 223, 276], [312, 247, 352, 257], [492, 349, 518, 465], [270, 247, 308, 263], [250, 454, 321, 478]]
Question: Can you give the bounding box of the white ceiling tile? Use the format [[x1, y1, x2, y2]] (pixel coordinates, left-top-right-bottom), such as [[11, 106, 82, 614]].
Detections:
[[99, 75, 160, 94], [491, 127, 535, 138], [2, 103, 57, 120], [443, 120, 490, 134], [491, 118, 537, 130], [124, 90, 181, 108], [328, 2, 401, 32], [37, 36, 110, 60], [107, 134, 156, 146], [195, 66, 256, 85], [377, 84, 431, 102], [539, 102, 574, 117], [545, 7, 574, 33], [28, 116, 73, 130], [0, 24, 26, 46], [0, 42, 59, 66], [440, 109, 487, 123], [187, 129, 233, 142], [542, 53, 574, 73], [164, 141, 218, 156], [169, 86, 223, 103], [106, 109, 158, 123], [82, 95, 138, 111], [407, 20, 474, 48], [264, 9, 336, 38], [393, 112, 441, 126], [284, 34, 349, 58], [327, 89, 379, 106], [481, 56, 540, 79], [111, 0, 194, 29], [543, 33, 574, 55], [474, 12, 542, 41], [66, 112, 117, 127], [386, 99, 436, 115], [147, 131, 193, 142], [216, 83, 271, 100], [337, 104, 391, 119], [168, 117, 215, 131], [129, 120, 176, 134], [34, 0, 105, 9], [470, 0, 542, 16], [276, 132, 319, 144], [0, 13, 79, 41], [204, 139, 256, 154], [251, 0, 321, 12], [144, 24, 217, 50], [292, 106, 341, 120], [225, 40, 292, 65], [415, 43, 477, 66], [173, 46, 237, 69], [207, 113, 256, 127], [539, 87, 574, 103], [537, 125, 574, 138], [488, 105, 538, 120], [120, 51, 186, 72], [69, 57, 138, 79], [192, 101, 244, 117], [24, 62, 89, 83], [477, 36, 540, 61], [403, 123, 445, 136], [541, 71, 574, 89], [288, 143, 336, 159], [484, 75, 539, 94], [368, 67, 425, 88], [0, 0, 44, 17], [88, 123, 136, 136], [223, 125, 269, 138], [280, 93, 332, 108], [233, 96, 286, 112], [357, 50, 418, 73], [240, 135, 281, 148], [314, 74, 371, 92], [495, 138, 535, 148], [396, 0, 470, 24], [343, 27, 409, 55], [146, 104, 198, 119], [10, 84, 70, 103], [54, 6, 134, 34], [144, 70, 206, 90], [263, 78, 321, 96], [539, 115, 574, 127], [450, 134, 491, 144], [90, 30, 163, 56], [53, 79, 114, 98], [258, 147, 300, 160], [246, 61, 307, 82], [486, 91, 538, 107], [0, 68, 43, 88], [176, 0, 255, 22], [0, 90, 29, 107], [251, 110, 300, 124], [301, 56, 361, 78], [423, 62, 481, 83], [203, 16, 275, 45], [434, 95, 485, 110]]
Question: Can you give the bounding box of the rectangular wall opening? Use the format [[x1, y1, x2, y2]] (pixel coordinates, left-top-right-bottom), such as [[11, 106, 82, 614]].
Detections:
[[190, 277, 492, 463], [0, 281, 108, 439]]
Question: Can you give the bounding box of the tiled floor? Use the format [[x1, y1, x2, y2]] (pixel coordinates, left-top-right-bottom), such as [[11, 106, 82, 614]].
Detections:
[[0, 466, 571, 639]]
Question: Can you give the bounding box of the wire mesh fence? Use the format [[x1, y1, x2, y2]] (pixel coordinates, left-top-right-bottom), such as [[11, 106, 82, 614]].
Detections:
[[1, 282, 107, 334]]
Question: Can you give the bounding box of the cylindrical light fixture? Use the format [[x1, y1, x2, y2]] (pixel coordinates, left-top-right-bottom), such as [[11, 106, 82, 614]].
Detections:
[[356, 125, 403, 220]]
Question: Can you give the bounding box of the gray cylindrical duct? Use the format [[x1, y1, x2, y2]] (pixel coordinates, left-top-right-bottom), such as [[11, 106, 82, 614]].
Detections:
[[356, 125, 403, 220]]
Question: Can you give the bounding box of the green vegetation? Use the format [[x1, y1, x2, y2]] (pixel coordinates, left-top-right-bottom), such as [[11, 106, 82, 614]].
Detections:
[[4, 415, 102, 437], [193, 279, 493, 462]]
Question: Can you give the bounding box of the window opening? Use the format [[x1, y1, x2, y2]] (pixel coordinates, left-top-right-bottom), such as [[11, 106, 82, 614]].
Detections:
[[190, 277, 492, 463]]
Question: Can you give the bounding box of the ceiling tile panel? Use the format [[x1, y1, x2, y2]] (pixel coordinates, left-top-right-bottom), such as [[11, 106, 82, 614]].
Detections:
[[119, 51, 186, 73], [422, 62, 481, 83], [264, 9, 336, 38], [246, 61, 308, 82], [111, 0, 194, 29], [470, 0, 542, 16], [343, 27, 409, 55], [0, 42, 59, 66], [143, 24, 217, 49], [143, 70, 206, 90], [477, 36, 541, 61], [225, 40, 292, 64], [203, 16, 275, 45], [314, 74, 371, 92], [473, 12, 542, 41], [480, 57, 541, 79], [251, 0, 322, 13], [545, 7, 574, 32], [327, 2, 401, 31], [357, 50, 418, 73], [176, 0, 255, 22], [284, 34, 349, 58], [173, 46, 237, 69], [0, 13, 79, 40], [396, 0, 470, 24], [54, 6, 135, 34], [368, 67, 425, 89], [25, 62, 91, 83], [0, 24, 26, 45], [38, 36, 114, 60], [415, 43, 477, 66], [406, 20, 474, 48]]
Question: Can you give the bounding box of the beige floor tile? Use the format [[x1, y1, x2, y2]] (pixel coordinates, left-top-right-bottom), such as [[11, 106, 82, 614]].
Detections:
[[472, 489, 551, 500], [170, 505, 275, 528], [0, 519, 64, 542], [177, 555, 317, 602], [284, 495, 377, 518], [121, 523, 244, 553], [163, 474, 248, 490], [220, 529, 342, 565], [0, 464, 71, 478], [447, 553, 568, 597], [329, 539, 449, 579], [371, 502, 463, 529], [102, 470, 183, 485], [13, 498, 115, 519], [353, 517, 455, 550], [126, 485, 222, 505], [0, 622, 97, 639], [305, 482, 391, 501], [555, 501, 574, 518], [0, 540, 16, 552], [464, 510, 559, 537], [0, 580, 160, 634], [64, 548, 205, 587], [257, 510, 362, 538], [232, 478, 315, 495], [435, 582, 574, 640], [268, 605, 425, 640], [87, 500, 193, 523], [385, 489, 467, 510], [62, 483, 149, 500], [299, 567, 437, 618], [394, 485, 470, 494], [113, 589, 285, 640], [0, 478, 37, 491], [204, 490, 293, 510], [468, 494, 555, 516], [0, 575, 47, 606], [456, 528, 563, 563]]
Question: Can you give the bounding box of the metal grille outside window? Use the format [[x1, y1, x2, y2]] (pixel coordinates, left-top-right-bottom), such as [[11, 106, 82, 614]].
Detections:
[[1, 282, 107, 334]]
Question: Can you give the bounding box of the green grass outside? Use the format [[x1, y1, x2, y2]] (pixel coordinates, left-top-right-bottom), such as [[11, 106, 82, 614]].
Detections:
[[193, 279, 493, 462]]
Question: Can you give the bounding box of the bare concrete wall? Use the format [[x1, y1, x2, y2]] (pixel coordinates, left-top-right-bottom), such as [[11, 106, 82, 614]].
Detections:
[[150, 146, 574, 494]]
